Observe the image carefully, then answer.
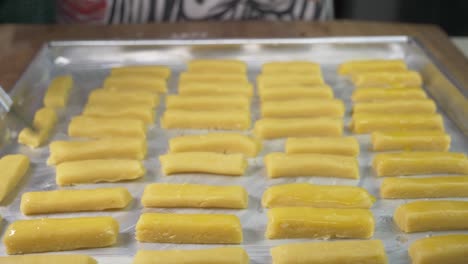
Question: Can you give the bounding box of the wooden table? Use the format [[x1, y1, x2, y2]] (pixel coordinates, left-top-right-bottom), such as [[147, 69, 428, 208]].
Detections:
[[1, 20, 467, 92]]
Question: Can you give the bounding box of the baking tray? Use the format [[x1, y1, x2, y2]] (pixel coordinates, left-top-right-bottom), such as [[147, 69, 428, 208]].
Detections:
[[1, 36, 467, 263]]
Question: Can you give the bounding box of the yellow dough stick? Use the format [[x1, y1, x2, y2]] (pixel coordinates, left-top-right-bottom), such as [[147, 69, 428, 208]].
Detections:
[[133, 247, 249, 264], [160, 152, 247, 176], [265, 152, 359, 179], [259, 86, 334, 101], [18, 107, 57, 148], [88, 88, 159, 108], [257, 75, 324, 90], [20, 187, 132, 215], [0, 254, 97, 264], [271, 240, 388, 264], [381, 176, 468, 199], [161, 110, 251, 130], [394, 200, 468, 233], [3, 216, 118, 254], [350, 113, 444, 133], [0, 155, 29, 203], [352, 71, 423, 87], [352, 87, 427, 102], [48, 138, 147, 165], [338, 59, 407, 75], [262, 61, 321, 74], [166, 95, 250, 111], [262, 183, 375, 209], [373, 152, 468, 177], [110, 65, 171, 79], [169, 133, 261, 157], [353, 99, 436, 114], [104, 75, 167, 94], [286, 136, 359, 156], [371, 130, 451, 151], [43, 75, 73, 108], [68, 116, 146, 139], [188, 59, 247, 73], [266, 207, 374, 239], [179, 73, 249, 84], [178, 82, 253, 97], [136, 213, 242, 244], [56, 159, 145, 186], [142, 183, 248, 209], [254, 118, 343, 139], [261, 99, 344, 118], [82, 103, 155, 124], [409, 235, 468, 264]]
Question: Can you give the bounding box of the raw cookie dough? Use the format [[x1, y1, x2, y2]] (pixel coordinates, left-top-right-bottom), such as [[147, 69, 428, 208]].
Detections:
[[56, 159, 145, 186], [110, 65, 171, 79], [271, 240, 388, 264], [87, 88, 159, 108], [188, 59, 247, 73], [160, 152, 247, 176], [261, 99, 344, 118], [104, 75, 167, 93], [3, 216, 119, 254], [353, 99, 436, 114], [286, 136, 359, 156], [0, 154, 30, 203], [259, 86, 334, 101], [20, 187, 132, 215], [262, 183, 375, 209], [82, 103, 155, 124], [178, 82, 253, 97], [0, 254, 97, 264], [262, 61, 321, 74], [18, 107, 57, 148], [136, 213, 242, 244], [381, 176, 468, 199], [43, 75, 73, 108], [371, 130, 451, 151], [266, 207, 374, 239], [68, 116, 146, 139], [265, 152, 359, 179], [394, 200, 468, 233], [352, 87, 427, 102], [373, 152, 468, 176], [48, 137, 147, 165], [133, 247, 249, 264], [338, 59, 407, 75], [166, 95, 250, 111], [409, 235, 468, 264], [142, 183, 247, 209], [351, 113, 444, 133], [352, 71, 422, 87], [161, 110, 251, 130], [254, 118, 343, 139], [169, 133, 261, 157]]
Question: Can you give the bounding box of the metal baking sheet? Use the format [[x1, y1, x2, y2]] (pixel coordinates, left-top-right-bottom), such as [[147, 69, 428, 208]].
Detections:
[[1, 37, 467, 263]]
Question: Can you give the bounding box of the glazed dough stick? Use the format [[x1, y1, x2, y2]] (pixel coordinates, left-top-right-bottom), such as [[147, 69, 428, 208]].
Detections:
[[48, 138, 147, 165], [271, 240, 388, 264], [18, 107, 57, 148], [394, 200, 468, 233], [110, 65, 171, 79], [136, 213, 242, 244], [261, 99, 345, 118], [68, 116, 147, 139], [82, 103, 155, 124], [373, 152, 468, 176], [188, 59, 247, 73], [409, 235, 468, 264], [261, 61, 321, 74], [133, 248, 249, 264], [56, 159, 145, 186], [266, 207, 374, 239], [20, 187, 132, 215], [371, 130, 451, 151], [0, 155, 30, 203], [104, 75, 167, 94], [381, 176, 468, 199], [351, 87, 427, 102], [353, 99, 436, 114], [262, 183, 375, 209], [87, 88, 159, 108], [0, 254, 97, 264], [169, 133, 261, 157], [352, 70, 422, 87], [161, 110, 251, 130], [257, 74, 324, 90], [286, 136, 359, 156], [160, 152, 247, 176], [179, 72, 249, 84], [265, 152, 359, 179], [338, 59, 407, 75], [166, 95, 250, 111], [350, 113, 444, 133], [43, 75, 73, 108], [3, 216, 119, 254], [142, 183, 247, 209], [259, 86, 334, 101], [254, 118, 343, 139], [178, 82, 253, 97]]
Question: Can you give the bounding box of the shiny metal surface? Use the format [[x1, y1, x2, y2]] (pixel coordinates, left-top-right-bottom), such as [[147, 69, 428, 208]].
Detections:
[[0, 37, 467, 263]]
